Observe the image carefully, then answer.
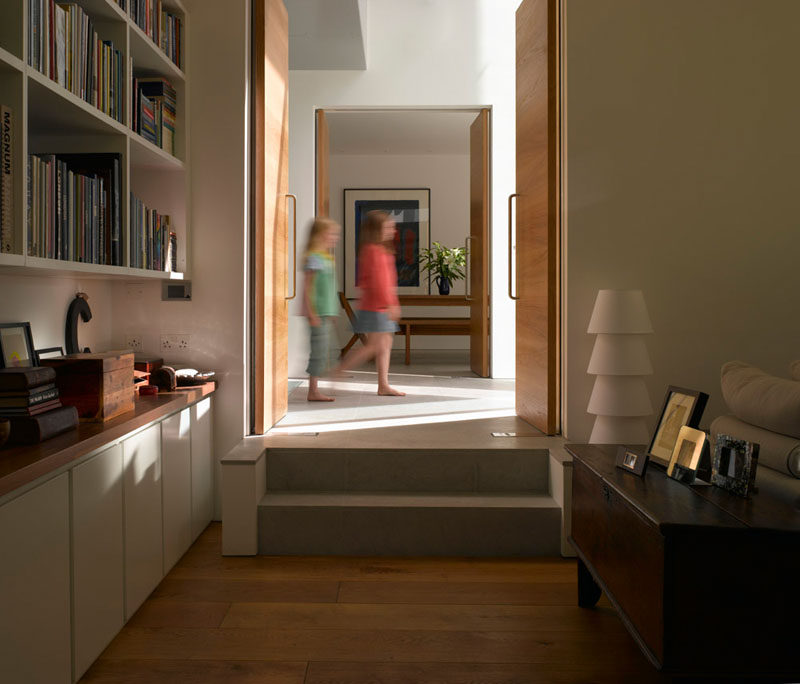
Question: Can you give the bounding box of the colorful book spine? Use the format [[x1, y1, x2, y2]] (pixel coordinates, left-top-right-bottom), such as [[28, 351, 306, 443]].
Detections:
[[129, 192, 171, 271]]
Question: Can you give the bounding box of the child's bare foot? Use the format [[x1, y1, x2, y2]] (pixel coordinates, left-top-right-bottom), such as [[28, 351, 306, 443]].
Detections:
[[307, 391, 335, 402], [377, 386, 405, 396]]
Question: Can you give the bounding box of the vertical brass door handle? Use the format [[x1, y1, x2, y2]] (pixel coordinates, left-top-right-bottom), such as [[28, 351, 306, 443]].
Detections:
[[508, 193, 520, 300], [465, 235, 474, 301], [285, 194, 297, 300]]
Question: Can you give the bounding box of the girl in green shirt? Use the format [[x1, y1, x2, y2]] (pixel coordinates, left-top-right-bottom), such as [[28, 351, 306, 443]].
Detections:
[[303, 218, 341, 401]]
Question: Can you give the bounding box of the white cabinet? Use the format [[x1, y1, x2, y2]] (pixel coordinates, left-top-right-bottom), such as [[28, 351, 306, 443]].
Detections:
[[0, 474, 71, 684], [162, 408, 193, 572], [71, 444, 124, 681], [123, 423, 163, 619], [191, 396, 214, 539]]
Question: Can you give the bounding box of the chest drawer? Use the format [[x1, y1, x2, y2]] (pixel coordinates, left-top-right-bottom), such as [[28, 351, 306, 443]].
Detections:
[[571, 460, 665, 664]]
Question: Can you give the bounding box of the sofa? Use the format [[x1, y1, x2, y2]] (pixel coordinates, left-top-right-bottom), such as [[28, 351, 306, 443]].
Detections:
[[709, 361, 800, 509]]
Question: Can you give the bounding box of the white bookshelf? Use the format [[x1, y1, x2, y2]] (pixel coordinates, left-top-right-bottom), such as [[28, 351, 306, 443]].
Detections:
[[0, 0, 189, 281]]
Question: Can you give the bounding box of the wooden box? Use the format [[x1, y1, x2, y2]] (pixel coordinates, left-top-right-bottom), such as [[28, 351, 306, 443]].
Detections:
[[40, 351, 135, 422]]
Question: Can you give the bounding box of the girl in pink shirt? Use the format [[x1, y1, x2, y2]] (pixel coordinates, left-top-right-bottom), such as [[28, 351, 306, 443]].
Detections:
[[336, 210, 405, 396]]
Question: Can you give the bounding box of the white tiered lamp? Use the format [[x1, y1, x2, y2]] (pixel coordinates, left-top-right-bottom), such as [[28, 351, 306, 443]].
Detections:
[[587, 289, 654, 444]]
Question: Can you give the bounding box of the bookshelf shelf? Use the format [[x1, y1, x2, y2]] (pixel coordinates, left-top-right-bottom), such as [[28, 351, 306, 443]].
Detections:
[[130, 133, 184, 170], [129, 21, 185, 83], [0, 0, 190, 280], [0, 46, 24, 74]]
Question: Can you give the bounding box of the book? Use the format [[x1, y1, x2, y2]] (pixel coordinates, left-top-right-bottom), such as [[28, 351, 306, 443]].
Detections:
[[0, 386, 60, 407], [0, 399, 62, 416], [7, 405, 79, 444], [0, 382, 56, 397], [0, 366, 57, 391], [1, 104, 13, 254]]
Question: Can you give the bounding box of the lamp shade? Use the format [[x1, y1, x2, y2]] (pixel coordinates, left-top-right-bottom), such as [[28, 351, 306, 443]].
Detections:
[[587, 375, 653, 416], [587, 289, 653, 334], [589, 416, 651, 445], [587, 334, 653, 375]]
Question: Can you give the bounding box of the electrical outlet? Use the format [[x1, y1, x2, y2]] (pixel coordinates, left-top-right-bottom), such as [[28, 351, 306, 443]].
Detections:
[[125, 335, 142, 352], [160, 334, 191, 353]]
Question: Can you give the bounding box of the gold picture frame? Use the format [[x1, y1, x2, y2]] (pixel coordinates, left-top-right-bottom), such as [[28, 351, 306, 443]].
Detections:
[[666, 425, 707, 483]]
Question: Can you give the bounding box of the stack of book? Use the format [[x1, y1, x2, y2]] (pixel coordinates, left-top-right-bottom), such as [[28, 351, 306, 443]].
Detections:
[[28, 152, 122, 265], [0, 367, 79, 444], [132, 77, 177, 156], [28, 1, 125, 123], [0, 104, 13, 254], [129, 1, 183, 69], [129, 192, 172, 271]]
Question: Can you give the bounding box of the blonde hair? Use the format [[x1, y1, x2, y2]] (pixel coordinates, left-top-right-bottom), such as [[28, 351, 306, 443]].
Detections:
[[360, 210, 391, 249], [305, 217, 339, 255]]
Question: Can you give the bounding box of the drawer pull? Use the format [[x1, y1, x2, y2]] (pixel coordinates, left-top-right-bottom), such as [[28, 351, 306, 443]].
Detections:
[[602, 484, 612, 503]]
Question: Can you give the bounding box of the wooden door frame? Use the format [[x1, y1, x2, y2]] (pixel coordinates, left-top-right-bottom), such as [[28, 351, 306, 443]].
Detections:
[[312, 105, 492, 367]]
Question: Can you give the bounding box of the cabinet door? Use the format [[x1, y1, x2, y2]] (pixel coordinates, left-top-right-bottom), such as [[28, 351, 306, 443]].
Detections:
[[191, 397, 213, 539], [72, 444, 124, 680], [162, 408, 192, 571], [123, 423, 163, 619], [0, 474, 71, 684]]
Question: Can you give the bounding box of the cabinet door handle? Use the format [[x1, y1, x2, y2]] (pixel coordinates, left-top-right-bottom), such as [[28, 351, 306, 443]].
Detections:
[[508, 193, 519, 300], [285, 194, 297, 300], [602, 483, 612, 504], [465, 235, 474, 301]]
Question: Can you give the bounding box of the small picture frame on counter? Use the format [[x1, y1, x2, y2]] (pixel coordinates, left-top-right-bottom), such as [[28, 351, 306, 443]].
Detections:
[[0, 323, 36, 369], [615, 446, 649, 477], [712, 434, 759, 498], [666, 425, 707, 484]]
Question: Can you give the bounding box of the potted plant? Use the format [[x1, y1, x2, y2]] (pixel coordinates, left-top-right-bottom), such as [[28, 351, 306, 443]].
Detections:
[[418, 242, 467, 295]]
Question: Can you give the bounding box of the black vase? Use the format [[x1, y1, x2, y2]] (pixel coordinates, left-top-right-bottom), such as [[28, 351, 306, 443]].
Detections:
[[436, 277, 451, 295]]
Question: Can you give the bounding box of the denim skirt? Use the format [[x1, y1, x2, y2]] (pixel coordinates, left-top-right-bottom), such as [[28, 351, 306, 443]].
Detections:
[[355, 309, 399, 334]]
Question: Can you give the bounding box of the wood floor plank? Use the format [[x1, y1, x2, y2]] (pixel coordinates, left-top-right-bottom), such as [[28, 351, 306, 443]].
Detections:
[[337, 581, 576, 605], [99, 627, 643, 665], [304, 661, 668, 684], [221, 602, 623, 632], [126, 600, 231, 629], [81, 659, 307, 683], [152, 577, 340, 603]]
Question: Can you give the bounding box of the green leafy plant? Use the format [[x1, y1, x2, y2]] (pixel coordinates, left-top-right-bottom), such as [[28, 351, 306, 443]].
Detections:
[[418, 242, 467, 285]]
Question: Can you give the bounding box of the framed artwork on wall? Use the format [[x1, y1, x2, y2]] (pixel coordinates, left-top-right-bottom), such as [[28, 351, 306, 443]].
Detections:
[[343, 188, 430, 298], [0, 322, 36, 368]]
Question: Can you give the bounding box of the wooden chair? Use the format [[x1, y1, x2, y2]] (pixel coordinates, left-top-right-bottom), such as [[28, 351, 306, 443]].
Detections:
[[338, 292, 367, 357]]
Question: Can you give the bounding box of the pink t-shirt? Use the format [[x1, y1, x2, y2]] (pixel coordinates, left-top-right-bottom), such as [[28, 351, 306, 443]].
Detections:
[[357, 243, 399, 312]]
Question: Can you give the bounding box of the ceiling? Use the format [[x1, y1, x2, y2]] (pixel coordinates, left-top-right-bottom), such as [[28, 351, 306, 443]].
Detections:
[[286, 0, 367, 70], [327, 110, 479, 155]]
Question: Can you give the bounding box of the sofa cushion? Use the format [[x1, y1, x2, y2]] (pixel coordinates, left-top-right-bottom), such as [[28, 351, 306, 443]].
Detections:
[[721, 361, 800, 439], [711, 414, 800, 479], [790, 360, 800, 382]]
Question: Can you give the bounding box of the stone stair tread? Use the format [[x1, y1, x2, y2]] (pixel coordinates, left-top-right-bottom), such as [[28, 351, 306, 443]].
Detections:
[[259, 491, 559, 508]]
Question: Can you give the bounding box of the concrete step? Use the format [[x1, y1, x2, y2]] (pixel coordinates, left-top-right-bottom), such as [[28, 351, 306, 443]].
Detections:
[[257, 491, 561, 556], [265, 448, 551, 494]]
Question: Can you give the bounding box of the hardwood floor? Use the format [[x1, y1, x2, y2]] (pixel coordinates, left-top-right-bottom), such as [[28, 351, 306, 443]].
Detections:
[[81, 523, 670, 683]]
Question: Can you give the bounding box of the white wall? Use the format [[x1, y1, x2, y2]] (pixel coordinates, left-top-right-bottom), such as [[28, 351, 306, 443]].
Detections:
[[564, 0, 800, 440], [111, 0, 250, 516], [326, 152, 470, 353], [289, 0, 519, 377], [0, 275, 113, 355]]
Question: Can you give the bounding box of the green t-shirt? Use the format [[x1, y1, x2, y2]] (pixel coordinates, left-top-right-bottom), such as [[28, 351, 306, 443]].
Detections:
[[305, 250, 338, 317]]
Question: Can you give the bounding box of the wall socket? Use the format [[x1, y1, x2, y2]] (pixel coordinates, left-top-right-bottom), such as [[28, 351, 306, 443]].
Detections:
[[125, 335, 143, 352], [160, 334, 191, 353]]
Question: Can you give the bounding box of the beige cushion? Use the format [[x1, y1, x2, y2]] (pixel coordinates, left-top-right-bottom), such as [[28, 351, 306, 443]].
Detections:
[[790, 360, 800, 381], [711, 414, 800, 479], [721, 361, 800, 439]]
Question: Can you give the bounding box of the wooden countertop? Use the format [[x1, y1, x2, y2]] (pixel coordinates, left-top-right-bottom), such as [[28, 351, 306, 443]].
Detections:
[[0, 383, 215, 499]]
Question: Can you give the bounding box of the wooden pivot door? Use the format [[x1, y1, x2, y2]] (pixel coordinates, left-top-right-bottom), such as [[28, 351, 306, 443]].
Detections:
[[515, 0, 560, 434], [316, 109, 330, 217], [469, 109, 490, 378], [253, 0, 290, 433]]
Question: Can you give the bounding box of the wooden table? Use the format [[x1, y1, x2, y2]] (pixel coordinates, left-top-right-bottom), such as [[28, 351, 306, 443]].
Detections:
[[397, 295, 469, 364], [567, 443, 800, 679]]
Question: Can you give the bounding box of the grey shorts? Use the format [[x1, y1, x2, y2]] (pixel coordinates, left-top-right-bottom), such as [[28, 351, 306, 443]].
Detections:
[[306, 318, 332, 377], [355, 310, 399, 334]]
